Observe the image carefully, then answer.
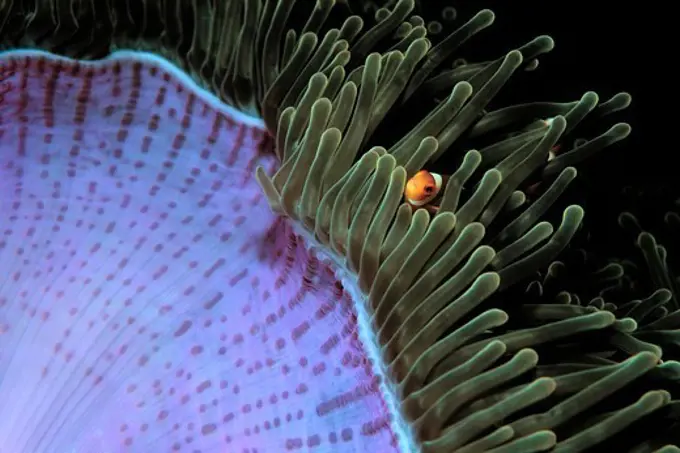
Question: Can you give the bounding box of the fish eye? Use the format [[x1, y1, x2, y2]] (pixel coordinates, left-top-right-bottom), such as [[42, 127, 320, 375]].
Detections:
[[425, 186, 433, 193]]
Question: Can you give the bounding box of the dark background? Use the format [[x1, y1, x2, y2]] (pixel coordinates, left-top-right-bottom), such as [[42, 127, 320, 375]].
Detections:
[[474, 2, 671, 244], [469, 2, 658, 181], [371, 0, 672, 261]]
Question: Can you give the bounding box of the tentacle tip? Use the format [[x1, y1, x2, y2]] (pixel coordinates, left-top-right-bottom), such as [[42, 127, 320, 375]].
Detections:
[[535, 430, 558, 444], [367, 51, 382, 61], [536, 34, 555, 50], [454, 80, 474, 96], [487, 339, 508, 352], [615, 91, 633, 105], [581, 90, 599, 104], [633, 350, 663, 363], [548, 115, 567, 133], [506, 49, 524, 65], [466, 148, 482, 163], [563, 166, 578, 178], [254, 165, 270, 182], [481, 271, 502, 288], [611, 122, 632, 138], [599, 310, 617, 323], [517, 347, 540, 363], [564, 204, 585, 221], [618, 211, 635, 224], [622, 317, 639, 331], [493, 308, 510, 323], [636, 231, 656, 247], [478, 8, 496, 23]]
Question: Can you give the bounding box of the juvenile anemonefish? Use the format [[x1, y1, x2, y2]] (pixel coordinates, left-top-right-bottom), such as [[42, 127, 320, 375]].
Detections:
[[540, 118, 561, 162], [404, 170, 447, 214], [525, 143, 562, 196], [405, 120, 562, 209], [525, 118, 563, 195]]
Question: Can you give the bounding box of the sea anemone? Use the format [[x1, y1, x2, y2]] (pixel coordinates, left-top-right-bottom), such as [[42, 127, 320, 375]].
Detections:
[[0, 1, 677, 452]]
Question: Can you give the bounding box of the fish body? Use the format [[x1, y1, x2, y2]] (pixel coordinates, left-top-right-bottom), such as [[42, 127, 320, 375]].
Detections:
[[404, 170, 447, 213]]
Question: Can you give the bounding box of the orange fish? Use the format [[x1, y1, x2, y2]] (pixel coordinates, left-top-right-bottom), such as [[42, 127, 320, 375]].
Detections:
[[404, 170, 445, 214]]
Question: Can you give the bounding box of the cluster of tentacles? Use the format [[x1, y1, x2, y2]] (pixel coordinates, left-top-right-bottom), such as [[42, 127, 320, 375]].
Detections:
[[1, 0, 678, 451], [522, 194, 680, 446], [529, 191, 680, 357]]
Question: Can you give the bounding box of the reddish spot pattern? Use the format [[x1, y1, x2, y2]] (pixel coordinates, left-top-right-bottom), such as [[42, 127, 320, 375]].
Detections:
[[0, 52, 399, 452]]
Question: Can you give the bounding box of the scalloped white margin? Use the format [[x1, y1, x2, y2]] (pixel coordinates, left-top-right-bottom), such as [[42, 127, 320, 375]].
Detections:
[[0, 47, 417, 452], [292, 222, 419, 453], [0, 49, 266, 130]]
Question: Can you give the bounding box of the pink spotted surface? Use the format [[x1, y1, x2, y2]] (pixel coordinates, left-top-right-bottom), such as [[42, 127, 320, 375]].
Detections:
[[0, 51, 400, 453]]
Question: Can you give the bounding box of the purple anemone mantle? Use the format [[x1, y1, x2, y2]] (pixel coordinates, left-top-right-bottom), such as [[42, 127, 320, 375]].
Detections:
[[0, 50, 406, 452]]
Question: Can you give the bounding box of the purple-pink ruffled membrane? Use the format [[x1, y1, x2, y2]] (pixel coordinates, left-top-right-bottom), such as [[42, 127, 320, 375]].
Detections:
[[0, 50, 402, 452]]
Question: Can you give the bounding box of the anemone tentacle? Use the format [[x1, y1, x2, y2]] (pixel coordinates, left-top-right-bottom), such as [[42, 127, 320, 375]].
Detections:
[[1, 1, 678, 452]]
